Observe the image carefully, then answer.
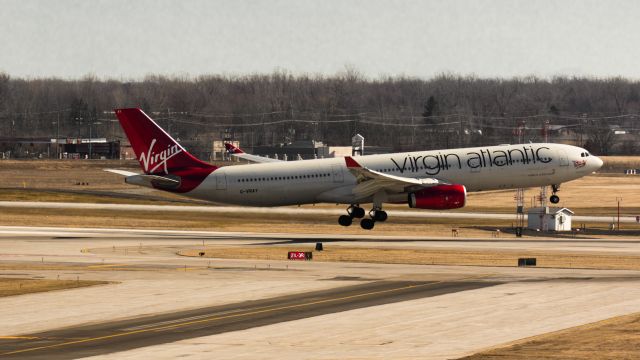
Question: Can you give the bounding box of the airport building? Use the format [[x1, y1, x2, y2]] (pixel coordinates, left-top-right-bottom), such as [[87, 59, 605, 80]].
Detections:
[[527, 207, 574, 232], [53, 138, 120, 159], [220, 134, 392, 161], [0, 137, 120, 159]]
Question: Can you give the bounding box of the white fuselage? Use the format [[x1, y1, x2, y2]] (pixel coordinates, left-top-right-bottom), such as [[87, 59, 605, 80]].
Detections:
[[184, 143, 601, 207]]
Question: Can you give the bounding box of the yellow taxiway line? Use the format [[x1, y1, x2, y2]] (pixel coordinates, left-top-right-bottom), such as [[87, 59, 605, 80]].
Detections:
[[1, 278, 487, 356]]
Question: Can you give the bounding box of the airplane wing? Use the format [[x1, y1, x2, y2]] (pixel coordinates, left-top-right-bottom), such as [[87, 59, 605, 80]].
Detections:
[[344, 156, 445, 198], [225, 143, 283, 163]]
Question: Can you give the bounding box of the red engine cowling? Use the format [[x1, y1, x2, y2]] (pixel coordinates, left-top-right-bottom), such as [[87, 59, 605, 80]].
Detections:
[[408, 184, 467, 210]]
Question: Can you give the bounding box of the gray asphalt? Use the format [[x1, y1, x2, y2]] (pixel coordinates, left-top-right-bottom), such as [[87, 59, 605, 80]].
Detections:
[[0, 280, 499, 359]]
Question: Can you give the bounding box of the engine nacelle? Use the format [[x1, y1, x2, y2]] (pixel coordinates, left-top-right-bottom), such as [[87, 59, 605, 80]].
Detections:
[[408, 184, 467, 210]]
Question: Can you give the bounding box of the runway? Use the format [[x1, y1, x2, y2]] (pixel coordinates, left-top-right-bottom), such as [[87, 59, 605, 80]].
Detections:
[[0, 200, 637, 223], [0, 280, 496, 359], [2, 226, 640, 359], [1, 225, 640, 255]]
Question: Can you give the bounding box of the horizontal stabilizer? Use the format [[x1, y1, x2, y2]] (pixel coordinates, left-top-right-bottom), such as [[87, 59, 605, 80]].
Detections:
[[125, 174, 181, 189], [225, 142, 283, 163], [104, 169, 139, 177]]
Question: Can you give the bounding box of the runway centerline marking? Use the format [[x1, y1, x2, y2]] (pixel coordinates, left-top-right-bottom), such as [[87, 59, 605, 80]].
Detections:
[[0, 277, 488, 356]]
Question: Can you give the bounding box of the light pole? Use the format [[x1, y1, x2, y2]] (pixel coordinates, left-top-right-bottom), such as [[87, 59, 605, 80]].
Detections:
[[88, 121, 101, 159], [55, 111, 60, 159], [74, 116, 83, 139], [616, 197, 622, 231]]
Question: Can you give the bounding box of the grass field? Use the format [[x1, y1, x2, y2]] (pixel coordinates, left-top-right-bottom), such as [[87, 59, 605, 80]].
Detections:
[[179, 246, 640, 270], [0, 278, 108, 297], [460, 311, 640, 359]]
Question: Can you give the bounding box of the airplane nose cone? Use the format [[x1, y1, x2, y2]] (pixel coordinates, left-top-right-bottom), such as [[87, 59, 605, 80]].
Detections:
[[592, 156, 604, 171]]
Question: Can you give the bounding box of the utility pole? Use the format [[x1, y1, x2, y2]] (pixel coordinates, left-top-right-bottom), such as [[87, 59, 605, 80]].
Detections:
[[89, 120, 92, 159], [515, 188, 525, 237], [539, 119, 550, 207], [617, 197, 622, 231], [55, 111, 60, 159], [88, 121, 102, 159]]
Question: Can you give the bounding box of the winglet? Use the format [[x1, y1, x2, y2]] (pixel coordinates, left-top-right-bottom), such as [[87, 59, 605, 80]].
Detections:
[[344, 156, 362, 168], [224, 143, 244, 154]]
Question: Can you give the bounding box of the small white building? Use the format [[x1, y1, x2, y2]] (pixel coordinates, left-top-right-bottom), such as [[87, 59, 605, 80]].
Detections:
[[527, 207, 574, 232]]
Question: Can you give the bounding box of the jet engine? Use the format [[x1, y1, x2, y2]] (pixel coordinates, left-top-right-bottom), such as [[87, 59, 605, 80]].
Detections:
[[408, 184, 466, 210]]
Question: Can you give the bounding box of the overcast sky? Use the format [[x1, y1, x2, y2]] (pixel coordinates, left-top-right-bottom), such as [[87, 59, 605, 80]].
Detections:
[[1, 0, 639, 80]]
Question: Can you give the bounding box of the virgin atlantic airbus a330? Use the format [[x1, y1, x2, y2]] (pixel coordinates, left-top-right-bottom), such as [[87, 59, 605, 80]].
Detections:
[[108, 108, 602, 230]]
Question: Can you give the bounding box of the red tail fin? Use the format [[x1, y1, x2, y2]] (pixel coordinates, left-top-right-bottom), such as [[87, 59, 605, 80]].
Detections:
[[115, 108, 215, 175]]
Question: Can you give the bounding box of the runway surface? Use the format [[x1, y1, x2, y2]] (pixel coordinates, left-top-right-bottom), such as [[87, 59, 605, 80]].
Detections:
[[0, 280, 496, 359], [1, 225, 640, 255], [0, 200, 637, 223], [2, 226, 640, 359]]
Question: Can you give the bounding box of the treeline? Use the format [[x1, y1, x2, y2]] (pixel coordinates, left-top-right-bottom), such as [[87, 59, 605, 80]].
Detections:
[[0, 71, 639, 155]]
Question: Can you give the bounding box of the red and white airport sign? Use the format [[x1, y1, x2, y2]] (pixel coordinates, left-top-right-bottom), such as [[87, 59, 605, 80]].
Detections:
[[288, 251, 313, 260]]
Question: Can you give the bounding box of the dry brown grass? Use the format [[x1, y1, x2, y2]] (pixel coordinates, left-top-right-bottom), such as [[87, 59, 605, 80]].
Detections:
[[0, 207, 499, 236], [0, 159, 138, 190], [180, 246, 640, 270], [460, 311, 640, 359], [2, 205, 639, 238], [0, 277, 108, 297], [459, 174, 640, 215], [600, 155, 640, 172]]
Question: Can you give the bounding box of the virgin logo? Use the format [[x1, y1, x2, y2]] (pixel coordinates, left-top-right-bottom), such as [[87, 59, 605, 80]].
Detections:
[[139, 139, 182, 174]]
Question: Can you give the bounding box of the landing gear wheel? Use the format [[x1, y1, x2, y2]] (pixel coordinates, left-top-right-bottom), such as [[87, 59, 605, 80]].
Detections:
[[372, 210, 388, 222], [338, 215, 353, 226], [360, 218, 375, 230], [348, 206, 365, 218], [550, 195, 560, 204]]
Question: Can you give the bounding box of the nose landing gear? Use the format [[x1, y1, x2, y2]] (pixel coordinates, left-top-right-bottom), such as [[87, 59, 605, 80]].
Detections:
[[550, 184, 561, 204]]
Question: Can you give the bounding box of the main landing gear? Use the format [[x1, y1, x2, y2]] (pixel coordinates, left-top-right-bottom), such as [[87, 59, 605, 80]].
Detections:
[[338, 205, 364, 226], [550, 184, 561, 204], [338, 205, 387, 230]]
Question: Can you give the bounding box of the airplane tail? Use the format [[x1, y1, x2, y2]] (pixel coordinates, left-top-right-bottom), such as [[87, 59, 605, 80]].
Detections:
[[115, 108, 216, 175]]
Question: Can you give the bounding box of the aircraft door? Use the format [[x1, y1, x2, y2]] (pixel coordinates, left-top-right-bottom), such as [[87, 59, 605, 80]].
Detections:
[[331, 165, 344, 183], [215, 172, 227, 190], [558, 150, 569, 166]]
